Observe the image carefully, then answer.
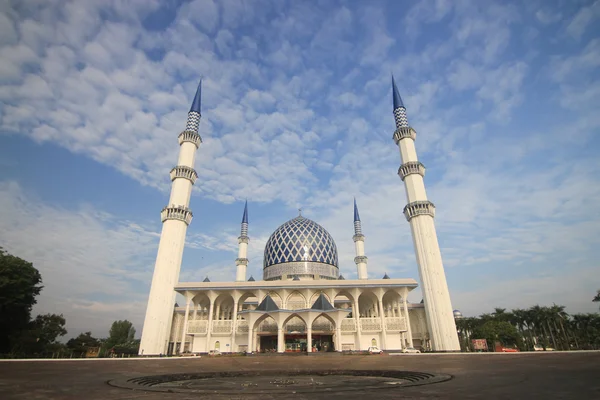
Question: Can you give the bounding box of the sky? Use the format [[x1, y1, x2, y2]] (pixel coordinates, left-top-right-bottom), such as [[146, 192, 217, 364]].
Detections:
[[0, 0, 599, 339]]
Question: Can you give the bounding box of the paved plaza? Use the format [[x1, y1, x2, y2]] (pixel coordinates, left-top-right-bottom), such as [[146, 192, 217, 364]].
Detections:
[[1, 352, 599, 399]]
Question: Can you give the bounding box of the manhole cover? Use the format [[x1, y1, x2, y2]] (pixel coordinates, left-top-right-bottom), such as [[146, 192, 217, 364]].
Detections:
[[108, 370, 452, 394]]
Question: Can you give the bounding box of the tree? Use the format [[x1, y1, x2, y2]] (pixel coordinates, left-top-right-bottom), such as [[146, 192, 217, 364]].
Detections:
[[594, 290, 600, 309], [472, 320, 521, 350], [0, 248, 43, 353], [106, 320, 136, 350], [11, 314, 67, 356], [67, 332, 100, 355]]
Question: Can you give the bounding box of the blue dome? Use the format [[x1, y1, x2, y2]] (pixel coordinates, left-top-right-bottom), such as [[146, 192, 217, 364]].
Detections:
[[263, 216, 339, 280]]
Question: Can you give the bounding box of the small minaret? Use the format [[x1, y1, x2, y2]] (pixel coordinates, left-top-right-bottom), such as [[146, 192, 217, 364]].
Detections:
[[391, 76, 460, 351], [139, 81, 203, 356], [235, 200, 249, 282], [353, 198, 368, 280]]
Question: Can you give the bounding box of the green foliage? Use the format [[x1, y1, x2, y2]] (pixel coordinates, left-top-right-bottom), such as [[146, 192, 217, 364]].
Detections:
[[472, 320, 521, 349], [0, 248, 43, 353], [593, 290, 600, 309], [66, 332, 100, 354], [457, 301, 600, 352], [105, 320, 136, 351], [10, 314, 67, 357]]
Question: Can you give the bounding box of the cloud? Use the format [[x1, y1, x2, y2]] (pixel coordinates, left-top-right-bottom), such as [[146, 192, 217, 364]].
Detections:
[[0, 181, 159, 338], [566, 0, 600, 39]]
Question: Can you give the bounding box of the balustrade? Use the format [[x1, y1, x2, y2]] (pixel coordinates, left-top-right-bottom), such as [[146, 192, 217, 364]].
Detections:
[[212, 320, 233, 334], [360, 317, 382, 332], [341, 318, 356, 332], [187, 320, 208, 334], [312, 321, 334, 332], [385, 317, 407, 332], [236, 320, 249, 334]]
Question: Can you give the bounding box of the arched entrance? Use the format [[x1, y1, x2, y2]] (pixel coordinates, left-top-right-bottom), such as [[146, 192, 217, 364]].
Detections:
[[283, 314, 308, 352], [311, 314, 336, 352]]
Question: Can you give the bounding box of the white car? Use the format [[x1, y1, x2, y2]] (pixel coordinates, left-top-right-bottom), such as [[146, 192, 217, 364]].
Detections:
[[401, 347, 421, 354], [367, 346, 383, 354]]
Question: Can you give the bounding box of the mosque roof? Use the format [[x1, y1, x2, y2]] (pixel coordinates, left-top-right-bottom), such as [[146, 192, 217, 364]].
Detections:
[[203, 276, 210, 282], [310, 293, 335, 311], [256, 295, 279, 311], [263, 215, 338, 270]]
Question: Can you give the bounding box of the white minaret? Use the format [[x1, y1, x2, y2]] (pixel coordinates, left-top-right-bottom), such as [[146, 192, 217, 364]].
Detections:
[[391, 76, 460, 351], [353, 198, 368, 279], [139, 81, 203, 356], [235, 200, 249, 281]]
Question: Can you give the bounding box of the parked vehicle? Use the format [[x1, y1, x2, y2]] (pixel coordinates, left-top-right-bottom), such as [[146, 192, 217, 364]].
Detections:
[[367, 346, 383, 354], [401, 347, 421, 354], [208, 349, 221, 356]]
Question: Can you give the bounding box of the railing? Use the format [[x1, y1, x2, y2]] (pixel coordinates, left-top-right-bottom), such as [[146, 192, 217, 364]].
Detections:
[[341, 318, 356, 332], [360, 317, 382, 332], [212, 320, 233, 334], [187, 320, 208, 334], [385, 317, 407, 332], [236, 320, 249, 334]]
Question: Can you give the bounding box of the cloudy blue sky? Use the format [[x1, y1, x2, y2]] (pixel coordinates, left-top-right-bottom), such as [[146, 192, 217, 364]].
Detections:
[[1, 0, 599, 339]]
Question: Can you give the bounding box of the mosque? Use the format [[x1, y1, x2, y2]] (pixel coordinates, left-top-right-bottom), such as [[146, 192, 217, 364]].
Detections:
[[139, 78, 461, 355]]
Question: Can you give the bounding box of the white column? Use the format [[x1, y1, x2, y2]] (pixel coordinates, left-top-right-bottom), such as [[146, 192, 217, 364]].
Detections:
[[403, 295, 413, 347], [378, 298, 387, 349], [179, 297, 192, 353], [231, 300, 238, 352], [353, 298, 362, 350], [335, 326, 342, 352], [192, 302, 198, 320], [307, 327, 312, 352], [277, 328, 285, 353], [247, 326, 253, 353], [205, 300, 215, 352]]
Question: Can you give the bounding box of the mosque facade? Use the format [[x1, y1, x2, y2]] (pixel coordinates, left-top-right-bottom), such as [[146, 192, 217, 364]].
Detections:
[[139, 79, 460, 355]]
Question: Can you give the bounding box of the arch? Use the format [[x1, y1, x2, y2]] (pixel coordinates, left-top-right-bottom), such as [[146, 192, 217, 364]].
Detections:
[[253, 313, 278, 332], [238, 291, 259, 311], [283, 313, 307, 334], [285, 291, 307, 310], [382, 290, 402, 318], [213, 293, 235, 320], [357, 291, 379, 318], [311, 313, 336, 331], [214, 341, 220, 350], [371, 338, 377, 347]]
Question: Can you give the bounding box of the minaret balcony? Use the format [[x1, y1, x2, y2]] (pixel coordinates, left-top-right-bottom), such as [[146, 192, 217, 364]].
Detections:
[[354, 255, 368, 264], [398, 161, 425, 181], [393, 126, 416, 144], [403, 201, 436, 221], [236, 258, 249, 266], [161, 205, 193, 225], [238, 236, 249, 244], [178, 131, 202, 148], [170, 166, 198, 184], [352, 234, 365, 242]]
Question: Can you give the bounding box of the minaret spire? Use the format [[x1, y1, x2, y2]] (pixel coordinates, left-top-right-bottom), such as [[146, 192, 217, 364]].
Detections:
[[139, 80, 203, 356], [391, 77, 460, 352], [236, 200, 249, 282], [353, 198, 368, 279]]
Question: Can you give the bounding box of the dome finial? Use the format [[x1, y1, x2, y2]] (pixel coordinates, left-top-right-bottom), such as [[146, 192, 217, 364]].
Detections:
[[298, 207, 302, 217], [354, 197, 361, 222]]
